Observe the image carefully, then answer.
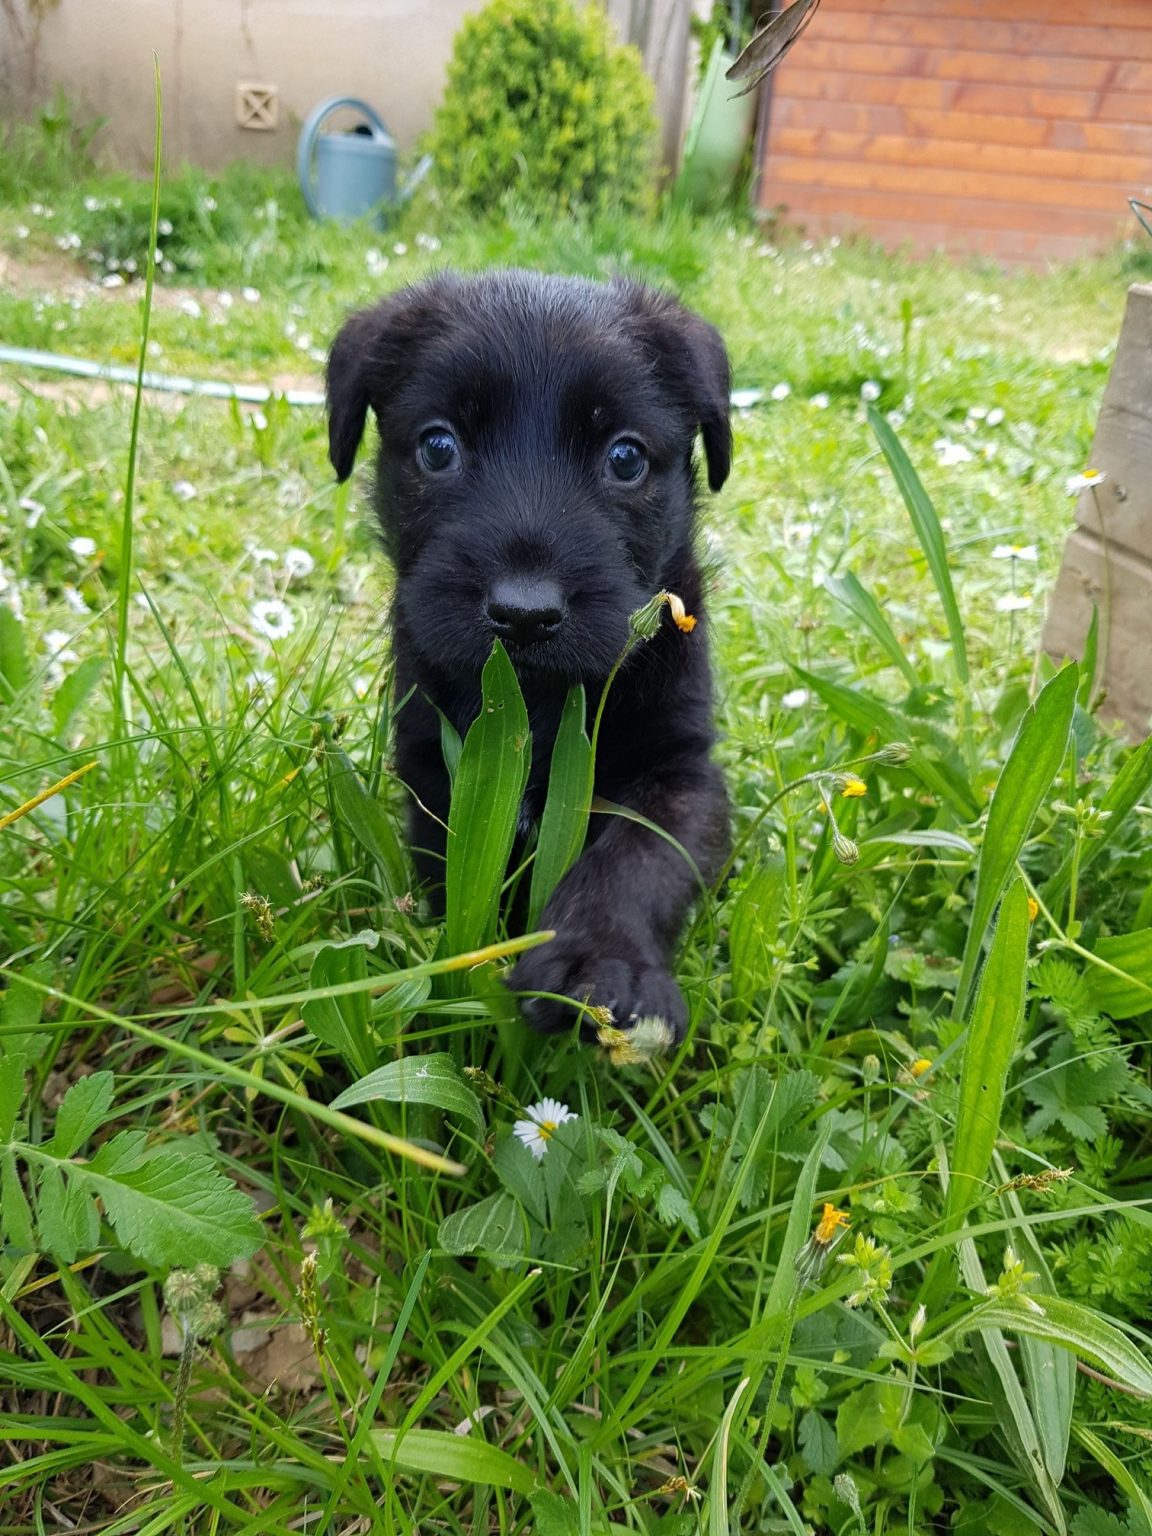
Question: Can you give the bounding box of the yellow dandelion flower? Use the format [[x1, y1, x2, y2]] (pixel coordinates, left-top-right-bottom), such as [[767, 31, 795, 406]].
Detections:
[[1027, 896, 1039, 922], [666, 592, 697, 633], [838, 774, 867, 798], [910, 1057, 933, 1078], [814, 1203, 851, 1245]]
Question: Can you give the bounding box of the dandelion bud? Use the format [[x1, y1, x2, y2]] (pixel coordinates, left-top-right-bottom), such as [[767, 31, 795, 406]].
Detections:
[[832, 829, 860, 865], [186, 1300, 226, 1341], [874, 742, 912, 765], [861, 1053, 880, 1085], [628, 592, 668, 640]]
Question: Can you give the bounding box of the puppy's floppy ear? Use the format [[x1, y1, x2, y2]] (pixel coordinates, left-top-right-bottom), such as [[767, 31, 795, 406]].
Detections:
[[326, 278, 455, 482], [615, 281, 733, 493], [680, 310, 732, 493]]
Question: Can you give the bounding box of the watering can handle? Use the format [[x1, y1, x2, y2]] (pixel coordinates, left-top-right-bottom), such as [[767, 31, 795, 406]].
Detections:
[[297, 96, 392, 219]]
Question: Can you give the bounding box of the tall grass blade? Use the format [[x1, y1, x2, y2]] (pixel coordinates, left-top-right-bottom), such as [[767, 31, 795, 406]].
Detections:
[[954, 665, 1078, 1017], [444, 642, 531, 964], [528, 683, 592, 928], [867, 405, 969, 686], [823, 571, 920, 688], [113, 56, 162, 738], [709, 1376, 750, 1536]]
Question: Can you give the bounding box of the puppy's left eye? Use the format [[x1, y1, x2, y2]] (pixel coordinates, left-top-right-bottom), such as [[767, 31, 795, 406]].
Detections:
[[605, 438, 648, 484], [418, 428, 460, 473]]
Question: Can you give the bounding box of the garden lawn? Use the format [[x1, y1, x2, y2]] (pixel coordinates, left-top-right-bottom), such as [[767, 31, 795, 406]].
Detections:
[[2, 125, 1152, 1535]]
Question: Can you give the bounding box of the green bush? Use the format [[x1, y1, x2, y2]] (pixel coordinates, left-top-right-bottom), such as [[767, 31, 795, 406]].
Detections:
[[428, 0, 659, 218]]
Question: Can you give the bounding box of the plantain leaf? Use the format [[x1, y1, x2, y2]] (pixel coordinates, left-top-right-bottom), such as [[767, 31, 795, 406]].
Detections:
[[444, 641, 531, 962], [954, 665, 1078, 1017], [326, 742, 408, 899], [952, 1295, 1152, 1399], [370, 1425, 537, 1494], [438, 1190, 524, 1257], [528, 684, 592, 928], [946, 879, 1030, 1229], [50, 1071, 114, 1159], [331, 1052, 483, 1130], [302, 940, 376, 1077], [1086, 928, 1152, 1020], [868, 405, 969, 685]]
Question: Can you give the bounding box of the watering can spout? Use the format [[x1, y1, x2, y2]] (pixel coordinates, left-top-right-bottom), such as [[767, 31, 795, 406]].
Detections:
[[298, 96, 430, 228]]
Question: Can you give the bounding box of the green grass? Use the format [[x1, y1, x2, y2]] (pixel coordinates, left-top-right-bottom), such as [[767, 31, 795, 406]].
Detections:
[[3, 110, 1152, 1536]]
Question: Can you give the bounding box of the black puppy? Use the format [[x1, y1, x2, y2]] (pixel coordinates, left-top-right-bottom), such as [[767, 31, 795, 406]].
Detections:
[[326, 269, 731, 1042]]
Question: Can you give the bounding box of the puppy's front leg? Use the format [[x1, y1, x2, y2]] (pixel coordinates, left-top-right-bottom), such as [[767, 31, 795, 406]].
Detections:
[[511, 756, 729, 1042]]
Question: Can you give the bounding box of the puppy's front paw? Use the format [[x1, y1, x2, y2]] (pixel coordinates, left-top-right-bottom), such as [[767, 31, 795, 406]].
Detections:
[[510, 939, 687, 1043]]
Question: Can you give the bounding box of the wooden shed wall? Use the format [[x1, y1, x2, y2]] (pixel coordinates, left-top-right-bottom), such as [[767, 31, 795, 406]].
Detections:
[[757, 0, 1152, 264]]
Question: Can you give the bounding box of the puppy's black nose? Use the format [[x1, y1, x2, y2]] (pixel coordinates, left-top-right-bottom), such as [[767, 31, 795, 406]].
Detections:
[[486, 577, 565, 645]]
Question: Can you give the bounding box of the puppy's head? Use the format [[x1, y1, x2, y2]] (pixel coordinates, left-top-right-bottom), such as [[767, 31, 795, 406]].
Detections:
[[327, 269, 731, 683]]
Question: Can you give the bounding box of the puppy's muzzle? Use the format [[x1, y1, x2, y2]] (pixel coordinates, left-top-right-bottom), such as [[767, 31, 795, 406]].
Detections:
[[486, 576, 566, 646]]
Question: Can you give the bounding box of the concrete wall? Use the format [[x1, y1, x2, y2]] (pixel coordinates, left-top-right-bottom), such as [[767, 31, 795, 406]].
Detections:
[[0, 0, 695, 174], [1, 0, 490, 172]]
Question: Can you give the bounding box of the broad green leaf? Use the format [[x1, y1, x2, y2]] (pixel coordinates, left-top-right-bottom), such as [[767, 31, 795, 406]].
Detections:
[[727, 853, 786, 1007], [371, 1426, 536, 1494], [437, 1190, 524, 1257], [0, 1053, 28, 1141], [837, 1384, 888, 1457], [798, 1409, 839, 1475], [946, 880, 1030, 1228], [823, 571, 920, 687], [868, 405, 968, 685], [1, 1150, 35, 1250], [529, 1490, 582, 1536], [444, 642, 531, 962], [34, 1161, 98, 1262], [331, 1052, 483, 1130], [1044, 733, 1152, 906], [954, 1294, 1152, 1399], [326, 743, 408, 898], [1086, 928, 1152, 1020], [52, 654, 105, 738], [50, 1071, 114, 1159], [302, 941, 375, 1077], [954, 666, 1078, 1017], [953, 1235, 1066, 1532], [0, 962, 52, 1056], [77, 1136, 262, 1268], [862, 828, 974, 854], [528, 684, 592, 928]]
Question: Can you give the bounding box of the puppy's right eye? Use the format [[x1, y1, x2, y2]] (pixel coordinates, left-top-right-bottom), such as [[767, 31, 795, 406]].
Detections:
[[418, 428, 459, 473]]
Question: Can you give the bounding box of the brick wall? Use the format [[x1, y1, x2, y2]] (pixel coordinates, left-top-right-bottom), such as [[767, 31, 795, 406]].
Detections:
[[758, 0, 1152, 263]]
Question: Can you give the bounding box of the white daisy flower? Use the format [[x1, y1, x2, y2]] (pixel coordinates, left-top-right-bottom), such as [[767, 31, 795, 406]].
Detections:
[[415, 232, 442, 252], [157, 217, 174, 236], [782, 687, 810, 709], [15, 224, 29, 238], [809, 392, 830, 409], [1066, 469, 1106, 495], [730, 388, 763, 410], [61, 585, 90, 615], [392, 242, 408, 257], [995, 593, 1033, 613], [513, 1098, 577, 1160], [246, 540, 278, 563], [202, 195, 218, 212], [42, 629, 77, 660], [217, 290, 234, 309], [68, 536, 97, 559], [172, 479, 198, 501], [283, 547, 315, 580], [250, 599, 296, 641], [20, 497, 46, 528], [770, 381, 791, 401], [251, 410, 269, 432], [992, 543, 1038, 562], [986, 407, 1005, 426], [934, 439, 973, 468], [860, 380, 882, 403], [241, 285, 261, 303], [101, 273, 125, 289], [177, 297, 202, 319]]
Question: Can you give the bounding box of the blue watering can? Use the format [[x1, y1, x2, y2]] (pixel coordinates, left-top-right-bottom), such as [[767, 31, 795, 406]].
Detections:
[[297, 96, 431, 228]]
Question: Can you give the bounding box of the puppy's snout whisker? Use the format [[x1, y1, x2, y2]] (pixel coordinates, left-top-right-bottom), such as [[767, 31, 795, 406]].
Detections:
[[486, 576, 566, 645]]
